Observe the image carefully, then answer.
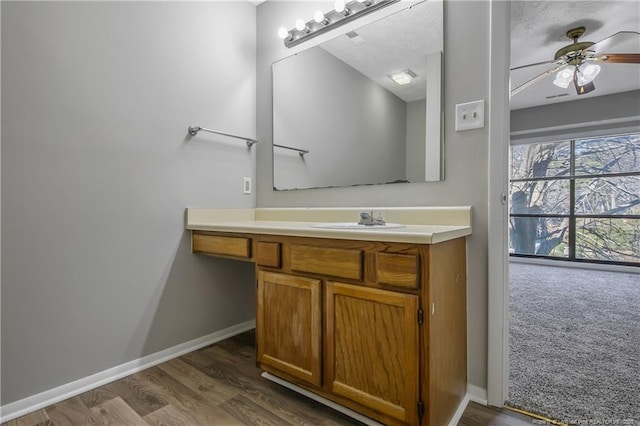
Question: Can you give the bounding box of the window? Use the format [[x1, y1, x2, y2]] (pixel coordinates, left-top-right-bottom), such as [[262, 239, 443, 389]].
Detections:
[[509, 133, 640, 266]]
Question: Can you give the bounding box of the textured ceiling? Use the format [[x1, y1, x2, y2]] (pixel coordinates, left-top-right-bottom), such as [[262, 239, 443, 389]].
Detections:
[[510, 0, 640, 110], [319, 0, 442, 102]]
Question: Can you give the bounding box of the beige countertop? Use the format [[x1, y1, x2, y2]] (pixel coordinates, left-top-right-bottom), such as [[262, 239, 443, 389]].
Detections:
[[185, 207, 472, 244]]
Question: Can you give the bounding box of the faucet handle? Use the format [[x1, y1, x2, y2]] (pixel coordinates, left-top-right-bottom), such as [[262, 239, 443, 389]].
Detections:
[[358, 211, 385, 226]]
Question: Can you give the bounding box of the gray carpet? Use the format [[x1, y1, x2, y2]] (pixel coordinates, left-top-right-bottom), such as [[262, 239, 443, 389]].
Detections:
[[507, 263, 640, 425]]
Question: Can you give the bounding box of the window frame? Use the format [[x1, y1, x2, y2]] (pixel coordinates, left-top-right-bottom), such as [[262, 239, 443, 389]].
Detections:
[[510, 135, 640, 267]]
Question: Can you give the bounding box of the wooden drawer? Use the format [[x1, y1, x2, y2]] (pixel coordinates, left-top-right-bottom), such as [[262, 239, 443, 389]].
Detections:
[[256, 242, 281, 268], [376, 253, 420, 289], [290, 245, 362, 281], [192, 233, 251, 259]]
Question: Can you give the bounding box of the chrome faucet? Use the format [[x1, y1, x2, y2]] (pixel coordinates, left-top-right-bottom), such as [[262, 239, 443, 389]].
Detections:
[[358, 211, 386, 226]]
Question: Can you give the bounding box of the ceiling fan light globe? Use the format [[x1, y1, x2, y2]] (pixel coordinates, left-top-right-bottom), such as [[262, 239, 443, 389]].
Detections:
[[578, 63, 601, 85], [553, 65, 574, 89]]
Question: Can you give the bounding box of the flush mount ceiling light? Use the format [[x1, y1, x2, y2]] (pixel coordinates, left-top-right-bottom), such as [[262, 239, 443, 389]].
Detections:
[[277, 0, 399, 48], [389, 69, 417, 85]]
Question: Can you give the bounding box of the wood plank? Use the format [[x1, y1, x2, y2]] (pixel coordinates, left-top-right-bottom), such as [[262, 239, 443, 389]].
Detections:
[[45, 396, 98, 425], [188, 344, 344, 426], [143, 404, 208, 426], [290, 244, 363, 280], [156, 358, 237, 403], [325, 282, 419, 425], [1, 332, 526, 426], [3, 409, 50, 426], [459, 402, 534, 426], [219, 394, 295, 426], [257, 271, 322, 386], [256, 241, 281, 268], [424, 237, 468, 426], [131, 366, 240, 425], [89, 397, 147, 425], [375, 252, 420, 289], [192, 233, 250, 258], [79, 375, 167, 417]]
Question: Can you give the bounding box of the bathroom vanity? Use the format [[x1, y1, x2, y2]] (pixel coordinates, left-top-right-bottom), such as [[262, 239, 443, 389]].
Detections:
[[186, 207, 471, 426]]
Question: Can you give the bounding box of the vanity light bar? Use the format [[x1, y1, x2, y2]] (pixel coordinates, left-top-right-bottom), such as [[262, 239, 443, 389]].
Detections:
[[279, 0, 400, 48]]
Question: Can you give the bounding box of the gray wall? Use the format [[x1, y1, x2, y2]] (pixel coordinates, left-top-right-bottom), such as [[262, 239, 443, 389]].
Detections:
[[1, 1, 256, 404], [273, 46, 406, 189], [511, 90, 640, 143], [257, 1, 491, 390]]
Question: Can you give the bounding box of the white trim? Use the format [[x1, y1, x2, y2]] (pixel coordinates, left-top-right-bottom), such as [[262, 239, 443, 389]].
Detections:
[[467, 384, 488, 406], [0, 320, 256, 423], [446, 385, 488, 425], [510, 122, 640, 146], [510, 116, 640, 138], [261, 372, 384, 426], [448, 394, 470, 426], [487, 0, 511, 408], [510, 256, 640, 274]]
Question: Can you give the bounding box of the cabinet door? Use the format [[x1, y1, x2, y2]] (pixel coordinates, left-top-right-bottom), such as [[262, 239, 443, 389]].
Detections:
[[325, 282, 419, 425], [257, 271, 322, 386]]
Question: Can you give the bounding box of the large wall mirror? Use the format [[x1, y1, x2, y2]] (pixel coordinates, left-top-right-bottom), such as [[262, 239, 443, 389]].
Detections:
[[272, 0, 443, 191]]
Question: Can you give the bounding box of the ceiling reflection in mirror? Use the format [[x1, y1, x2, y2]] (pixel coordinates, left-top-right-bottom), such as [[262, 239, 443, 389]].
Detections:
[[272, 0, 443, 190]]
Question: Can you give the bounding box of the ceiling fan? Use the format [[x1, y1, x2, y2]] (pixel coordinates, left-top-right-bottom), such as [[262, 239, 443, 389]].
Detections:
[[511, 27, 640, 97]]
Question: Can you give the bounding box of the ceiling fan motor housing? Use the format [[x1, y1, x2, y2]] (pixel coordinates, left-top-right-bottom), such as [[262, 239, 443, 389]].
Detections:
[[554, 27, 595, 63]]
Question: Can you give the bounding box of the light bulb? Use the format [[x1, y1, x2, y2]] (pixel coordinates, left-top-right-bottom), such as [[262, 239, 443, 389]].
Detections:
[[334, 0, 349, 14], [356, 0, 373, 5], [295, 19, 308, 32], [553, 65, 574, 89], [577, 63, 601, 85], [277, 27, 290, 40], [313, 10, 327, 24]]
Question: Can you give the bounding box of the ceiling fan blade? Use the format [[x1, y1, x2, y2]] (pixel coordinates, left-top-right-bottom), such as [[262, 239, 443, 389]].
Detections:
[[597, 53, 640, 64], [511, 63, 567, 97], [511, 59, 557, 71], [574, 70, 595, 95], [590, 31, 640, 53]]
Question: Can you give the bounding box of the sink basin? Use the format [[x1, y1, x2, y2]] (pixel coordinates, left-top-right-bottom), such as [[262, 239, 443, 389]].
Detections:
[[308, 222, 406, 230]]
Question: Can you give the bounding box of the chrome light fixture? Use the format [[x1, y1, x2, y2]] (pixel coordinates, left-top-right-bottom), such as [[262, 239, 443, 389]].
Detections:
[[277, 0, 399, 48]]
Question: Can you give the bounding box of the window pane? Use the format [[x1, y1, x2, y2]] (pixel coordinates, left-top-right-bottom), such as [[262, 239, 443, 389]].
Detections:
[[510, 179, 570, 215], [575, 134, 640, 175], [576, 218, 640, 263], [509, 216, 569, 257], [510, 141, 571, 180], [575, 176, 640, 215]]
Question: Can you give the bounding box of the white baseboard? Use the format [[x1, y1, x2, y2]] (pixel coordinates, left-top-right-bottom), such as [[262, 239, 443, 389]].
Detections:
[[261, 372, 385, 426], [448, 393, 470, 426], [467, 384, 488, 406], [447, 385, 488, 425], [0, 320, 255, 423]]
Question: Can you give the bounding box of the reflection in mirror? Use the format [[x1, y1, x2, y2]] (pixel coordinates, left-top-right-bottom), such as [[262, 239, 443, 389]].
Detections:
[[272, 0, 443, 190]]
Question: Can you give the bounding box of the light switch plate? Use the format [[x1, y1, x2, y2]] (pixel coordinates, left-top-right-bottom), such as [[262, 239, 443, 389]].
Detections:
[[455, 100, 485, 131]]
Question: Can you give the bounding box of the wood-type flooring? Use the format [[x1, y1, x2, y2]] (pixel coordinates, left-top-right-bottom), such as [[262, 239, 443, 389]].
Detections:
[[3, 330, 534, 426]]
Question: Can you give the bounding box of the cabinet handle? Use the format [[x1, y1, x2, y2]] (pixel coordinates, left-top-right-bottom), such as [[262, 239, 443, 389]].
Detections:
[[432, 302, 435, 316]]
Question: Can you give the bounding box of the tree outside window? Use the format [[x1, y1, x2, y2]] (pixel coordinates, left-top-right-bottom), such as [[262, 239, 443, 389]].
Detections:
[[509, 133, 640, 265]]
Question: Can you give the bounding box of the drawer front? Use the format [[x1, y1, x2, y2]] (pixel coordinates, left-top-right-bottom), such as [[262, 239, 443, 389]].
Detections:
[[376, 253, 420, 289], [256, 242, 281, 268], [290, 245, 362, 281], [192, 234, 251, 259]]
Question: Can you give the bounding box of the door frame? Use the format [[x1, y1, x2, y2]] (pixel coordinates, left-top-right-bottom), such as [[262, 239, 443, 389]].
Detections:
[[487, 0, 511, 407]]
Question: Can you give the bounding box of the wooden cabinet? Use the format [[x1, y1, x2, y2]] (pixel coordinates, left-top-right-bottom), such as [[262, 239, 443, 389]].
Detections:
[[256, 271, 322, 386], [325, 282, 419, 425], [192, 231, 467, 426]]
